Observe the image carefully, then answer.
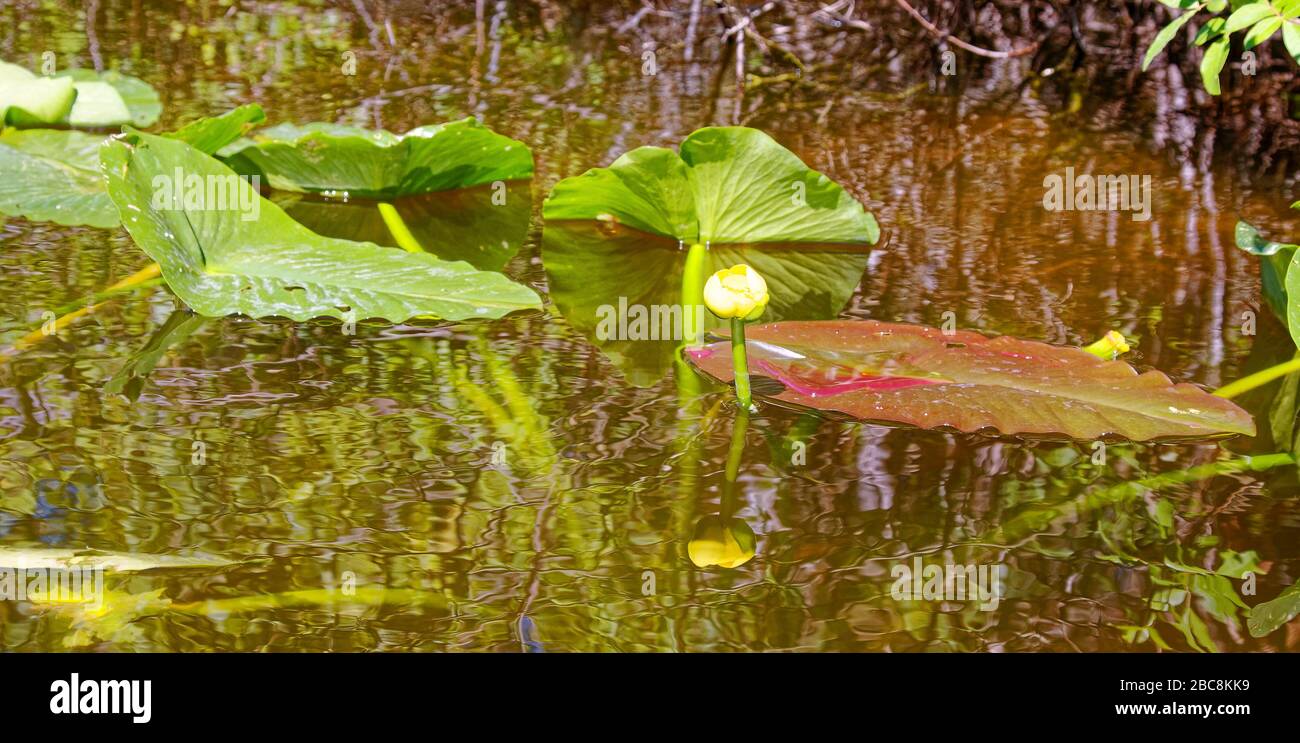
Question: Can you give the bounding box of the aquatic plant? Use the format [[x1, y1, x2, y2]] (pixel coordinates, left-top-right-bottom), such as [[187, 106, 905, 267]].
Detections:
[[0, 69, 542, 325], [687, 319, 1254, 440], [1249, 579, 1300, 636], [542, 222, 870, 385], [541, 127, 877, 386], [703, 263, 770, 410], [218, 117, 534, 198], [101, 130, 540, 322], [275, 182, 532, 272], [0, 104, 265, 229], [0, 59, 159, 127], [0, 129, 120, 228], [544, 126, 877, 245]]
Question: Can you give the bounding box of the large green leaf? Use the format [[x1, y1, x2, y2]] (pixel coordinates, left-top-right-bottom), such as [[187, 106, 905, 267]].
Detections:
[[219, 117, 533, 198], [101, 130, 541, 321], [163, 103, 266, 155], [686, 320, 1256, 440], [273, 179, 531, 271], [0, 106, 268, 229], [1235, 220, 1298, 341], [543, 221, 872, 386], [0, 61, 160, 128], [543, 127, 878, 245], [0, 61, 76, 126], [0, 129, 118, 228], [56, 69, 162, 128]]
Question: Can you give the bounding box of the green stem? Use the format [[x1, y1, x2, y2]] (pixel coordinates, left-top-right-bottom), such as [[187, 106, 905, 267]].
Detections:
[[377, 202, 424, 253], [1214, 354, 1300, 398], [682, 242, 708, 346], [731, 317, 752, 410], [52, 277, 163, 316]]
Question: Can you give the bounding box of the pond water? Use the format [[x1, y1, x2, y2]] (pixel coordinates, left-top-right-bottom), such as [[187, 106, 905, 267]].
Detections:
[[1, 1, 1297, 651]]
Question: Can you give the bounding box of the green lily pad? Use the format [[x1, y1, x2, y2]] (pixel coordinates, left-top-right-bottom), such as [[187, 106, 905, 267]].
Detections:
[[543, 221, 872, 386], [102, 130, 541, 322], [219, 116, 534, 198], [686, 320, 1256, 441], [0, 105, 267, 229], [543, 126, 878, 244], [273, 179, 532, 271]]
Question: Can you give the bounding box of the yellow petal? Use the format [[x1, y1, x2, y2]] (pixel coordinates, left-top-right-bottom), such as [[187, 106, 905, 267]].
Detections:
[[703, 273, 738, 318]]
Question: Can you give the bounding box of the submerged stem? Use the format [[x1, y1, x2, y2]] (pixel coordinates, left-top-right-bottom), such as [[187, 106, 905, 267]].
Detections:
[[4, 263, 162, 356], [721, 406, 750, 518], [377, 202, 424, 253], [731, 317, 752, 410], [1214, 354, 1300, 399]]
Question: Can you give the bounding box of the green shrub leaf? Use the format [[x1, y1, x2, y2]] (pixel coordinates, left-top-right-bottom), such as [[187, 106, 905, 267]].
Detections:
[[1143, 11, 1198, 71], [1243, 16, 1284, 48], [1200, 36, 1231, 94], [1224, 2, 1276, 32]]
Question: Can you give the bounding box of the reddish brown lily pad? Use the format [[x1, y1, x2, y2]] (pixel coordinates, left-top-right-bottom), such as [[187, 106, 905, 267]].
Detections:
[[686, 320, 1255, 441]]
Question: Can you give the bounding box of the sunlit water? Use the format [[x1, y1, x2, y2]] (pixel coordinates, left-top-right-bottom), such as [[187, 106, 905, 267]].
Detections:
[[1, 1, 1297, 651]]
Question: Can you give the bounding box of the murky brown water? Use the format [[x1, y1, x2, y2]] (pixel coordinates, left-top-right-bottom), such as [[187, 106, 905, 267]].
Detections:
[[1, 1, 1298, 651]]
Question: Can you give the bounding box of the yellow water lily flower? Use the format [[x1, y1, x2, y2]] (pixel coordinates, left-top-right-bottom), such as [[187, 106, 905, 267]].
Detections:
[[688, 516, 757, 569], [703, 264, 769, 321], [1083, 330, 1132, 360]]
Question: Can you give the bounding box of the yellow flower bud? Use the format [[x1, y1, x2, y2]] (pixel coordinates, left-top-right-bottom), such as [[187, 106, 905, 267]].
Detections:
[[703, 264, 769, 321], [687, 516, 757, 568], [1083, 330, 1132, 360]]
